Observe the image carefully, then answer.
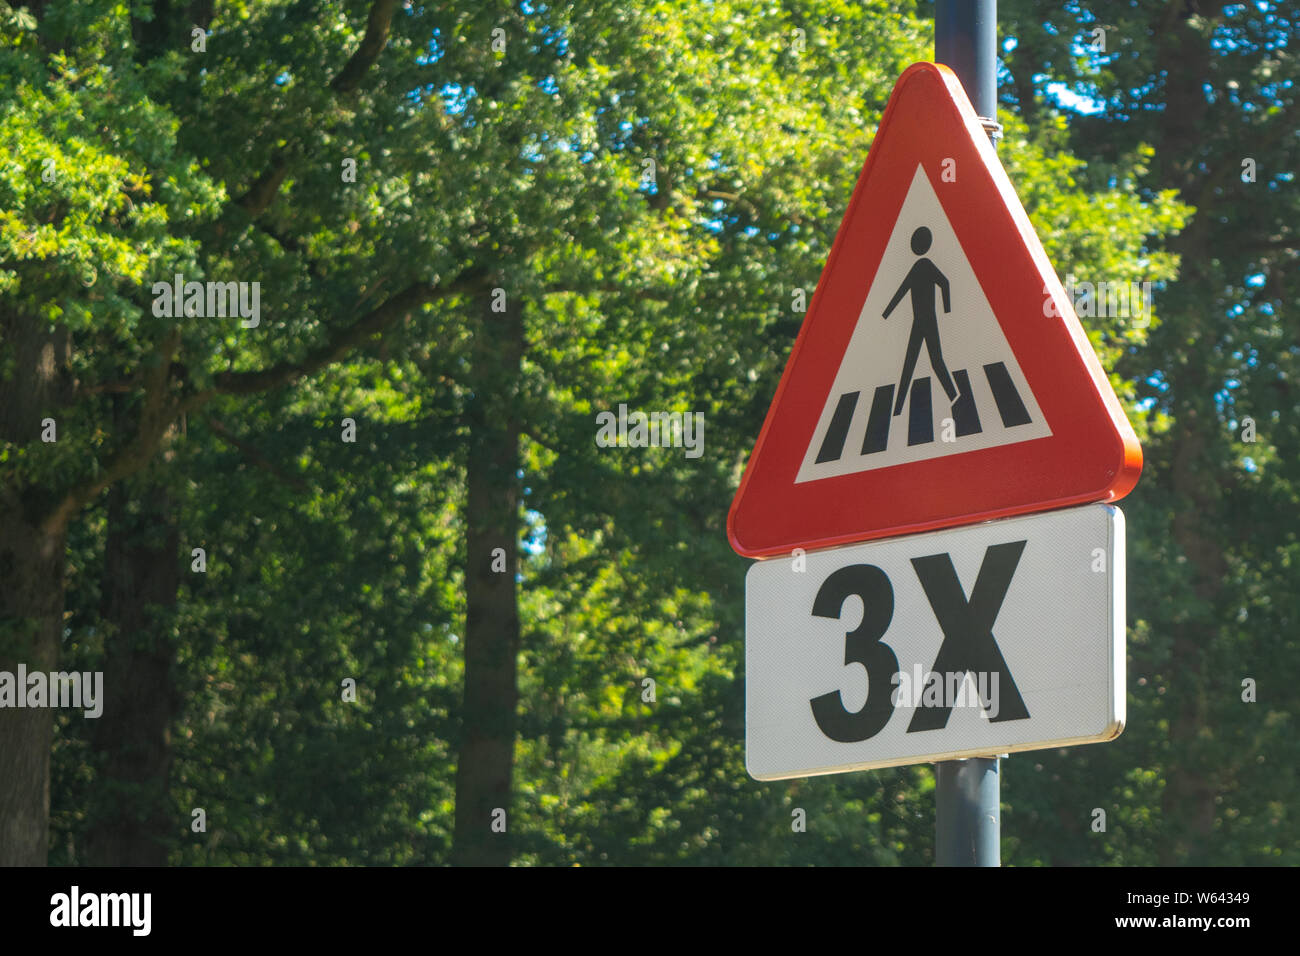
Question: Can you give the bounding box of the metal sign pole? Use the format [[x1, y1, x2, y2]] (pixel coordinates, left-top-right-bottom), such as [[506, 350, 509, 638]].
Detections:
[[935, 0, 1000, 130], [934, 0, 1001, 868], [936, 758, 1001, 865]]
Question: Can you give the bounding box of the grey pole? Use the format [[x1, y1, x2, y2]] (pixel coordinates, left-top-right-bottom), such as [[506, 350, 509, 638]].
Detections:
[[933, 0, 1002, 868], [935, 0, 1001, 141], [935, 758, 1001, 866]]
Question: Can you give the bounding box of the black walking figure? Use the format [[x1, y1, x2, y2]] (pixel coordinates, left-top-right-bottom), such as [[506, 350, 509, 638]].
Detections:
[[881, 226, 959, 416]]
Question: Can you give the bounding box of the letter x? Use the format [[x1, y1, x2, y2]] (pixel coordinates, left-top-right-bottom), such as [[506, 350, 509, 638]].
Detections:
[[906, 540, 1031, 733]]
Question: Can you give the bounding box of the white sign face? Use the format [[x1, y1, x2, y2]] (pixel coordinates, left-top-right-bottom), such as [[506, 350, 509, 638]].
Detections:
[[795, 163, 1051, 484], [745, 503, 1124, 780]]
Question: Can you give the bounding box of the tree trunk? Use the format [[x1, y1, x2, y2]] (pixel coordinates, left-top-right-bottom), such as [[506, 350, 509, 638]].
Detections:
[[451, 291, 523, 866], [1152, 15, 1221, 866], [0, 498, 64, 866], [0, 314, 76, 866], [83, 476, 181, 866]]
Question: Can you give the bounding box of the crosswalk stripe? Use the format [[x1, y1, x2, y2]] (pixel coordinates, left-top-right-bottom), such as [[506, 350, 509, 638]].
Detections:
[[952, 368, 982, 437], [984, 361, 1033, 428], [815, 391, 860, 464], [861, 384, 895, 455], [811, 366, 1037, 465], [907, 377, 933, 446]]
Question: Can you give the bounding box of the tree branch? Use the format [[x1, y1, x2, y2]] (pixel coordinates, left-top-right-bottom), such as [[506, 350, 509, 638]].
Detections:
[[1240, 238, 1296, 253], [233, 150, 292, 217], [200, 271, 487, 400], [540, 284, 673, 302], [39, 328, 181, 534], [233, 0, 398, 217], [41, 269, 482, 533], [330, 0, 399, 95], [205, 417, 309, 492]]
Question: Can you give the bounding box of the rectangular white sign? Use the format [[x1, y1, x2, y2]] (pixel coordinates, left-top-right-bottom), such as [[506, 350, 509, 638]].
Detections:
[[745, 503, 1124, 780]]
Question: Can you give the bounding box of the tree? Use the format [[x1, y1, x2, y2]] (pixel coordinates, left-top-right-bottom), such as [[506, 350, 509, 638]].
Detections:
[[1000, 0, 1298, 865], [3, 0, 476, 864], [8, 0, 1200, 867]]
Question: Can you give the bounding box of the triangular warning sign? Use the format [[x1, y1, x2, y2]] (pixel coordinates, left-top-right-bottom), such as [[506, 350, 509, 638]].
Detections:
[[728, 62, 1141, 558]]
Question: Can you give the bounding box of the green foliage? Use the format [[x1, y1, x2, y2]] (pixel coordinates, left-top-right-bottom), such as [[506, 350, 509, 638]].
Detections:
[[10, 0, 1279, 866]]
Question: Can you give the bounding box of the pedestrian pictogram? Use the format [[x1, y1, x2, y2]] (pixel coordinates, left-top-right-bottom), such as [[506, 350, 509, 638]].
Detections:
[[797, 164, 1051, 484], [886, 226, 955, 414], [728, 62, 1141, 558]]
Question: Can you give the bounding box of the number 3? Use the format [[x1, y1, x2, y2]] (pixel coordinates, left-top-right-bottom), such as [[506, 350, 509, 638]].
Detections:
[[809, 564, 899, 742]]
